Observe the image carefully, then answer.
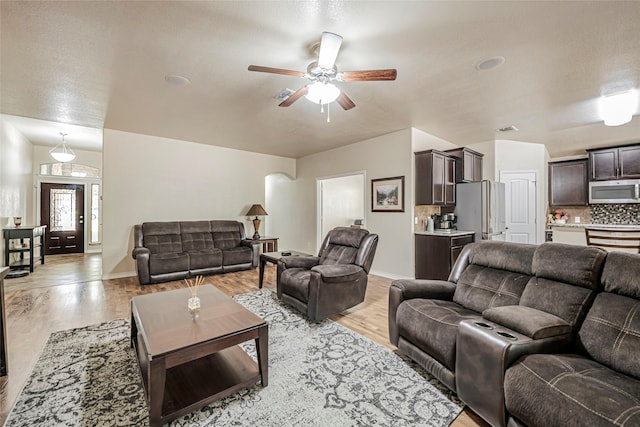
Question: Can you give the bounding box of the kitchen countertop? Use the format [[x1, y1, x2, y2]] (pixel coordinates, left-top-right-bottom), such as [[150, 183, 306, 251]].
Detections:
[[415, 230, 476, 237], [550, 223, 640, 229]]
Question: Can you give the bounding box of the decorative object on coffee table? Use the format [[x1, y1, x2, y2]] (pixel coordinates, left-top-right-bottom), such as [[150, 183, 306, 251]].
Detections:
[[184, 275, 204, 315], [245, 204, 268, 239]]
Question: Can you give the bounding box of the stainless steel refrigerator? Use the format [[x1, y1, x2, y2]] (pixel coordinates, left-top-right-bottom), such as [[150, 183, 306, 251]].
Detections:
[[455, 180, 506, 241]]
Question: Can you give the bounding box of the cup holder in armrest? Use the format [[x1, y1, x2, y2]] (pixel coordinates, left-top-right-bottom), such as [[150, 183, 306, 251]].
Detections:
[[496, 331, 518, 341], [474, 322, 494, 330]]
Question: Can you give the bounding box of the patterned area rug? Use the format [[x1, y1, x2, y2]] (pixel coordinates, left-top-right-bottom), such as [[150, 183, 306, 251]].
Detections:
[[5, 290, 462, 426]]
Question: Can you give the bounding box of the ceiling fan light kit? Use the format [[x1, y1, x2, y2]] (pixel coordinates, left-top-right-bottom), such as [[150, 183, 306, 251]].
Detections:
[[49, 132, 76, 162], [248, 31, 397, 117]]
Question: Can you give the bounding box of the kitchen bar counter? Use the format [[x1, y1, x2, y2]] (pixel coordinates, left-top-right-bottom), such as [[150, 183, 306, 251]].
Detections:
[[415, 230, 476, 237]]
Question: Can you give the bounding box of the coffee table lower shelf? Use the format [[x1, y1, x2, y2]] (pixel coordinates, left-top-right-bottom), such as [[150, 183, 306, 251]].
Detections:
[[160, 347, 260, 423]]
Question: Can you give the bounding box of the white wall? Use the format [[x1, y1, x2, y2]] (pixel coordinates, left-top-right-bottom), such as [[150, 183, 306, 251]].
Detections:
[[411, 128, 459, 153], [265, 172, 297, 250], [0, 117, 34, 267], [319, 173, 365, 240], [102, 129, 295, 278], [495, 140, 549, 243], [293, 129, 413, 279]]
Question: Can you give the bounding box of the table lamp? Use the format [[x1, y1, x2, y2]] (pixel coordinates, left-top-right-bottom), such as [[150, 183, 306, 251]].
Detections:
[[246, 204, 268, 239]]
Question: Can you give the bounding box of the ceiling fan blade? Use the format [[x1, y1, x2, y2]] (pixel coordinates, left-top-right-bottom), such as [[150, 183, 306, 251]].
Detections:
[[340, 69, 397, 82], [278, 86, 309, 107], [336, 91, 356, 110], [248, 65, 305, 78], [317, 32, 343, 70]]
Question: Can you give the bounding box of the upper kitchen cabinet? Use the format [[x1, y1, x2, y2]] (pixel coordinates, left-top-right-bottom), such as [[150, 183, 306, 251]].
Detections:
[[548, 159, 588, 206], [445, 147, 484, 182], [588, 144, 640, 181], [415, 150, 456, 205]]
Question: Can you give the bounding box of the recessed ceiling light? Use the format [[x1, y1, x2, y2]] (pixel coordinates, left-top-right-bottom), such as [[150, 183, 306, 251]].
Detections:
[[496, 125, 519, 133], [164, 74, 191, 86], [476, 56, 506, 71]]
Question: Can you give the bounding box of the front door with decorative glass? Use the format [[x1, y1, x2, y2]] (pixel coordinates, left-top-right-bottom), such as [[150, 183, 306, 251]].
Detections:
[[40, 183, 85, 255]]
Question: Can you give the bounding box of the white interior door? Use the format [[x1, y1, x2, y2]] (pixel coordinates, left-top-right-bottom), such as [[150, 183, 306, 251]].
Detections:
[[500, 171, 537, 244], [317, 173, 365, 250]]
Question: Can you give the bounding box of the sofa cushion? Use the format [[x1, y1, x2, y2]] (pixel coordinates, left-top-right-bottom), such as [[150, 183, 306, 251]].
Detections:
[[319, 244, 359, 265], [222, 246, 252, 265], [601, 251, 640, 299], [453, 264, 532, 313], [311, 264, 363, 283], [149, 252, 189, 275], [182, 232, 215, 251], [142, 222, 183, 254], [213, 231, 242, 250], [577, 292, 640, 380], [505, 353, 640, 427], [396, 299, 481, 372], [467, 241, 536, 276], [482, 305, 571, 339], [326, 227, 368, 248], [519, 277, 595, 331], [280, 268, 312, 303], [187, 249, 222, 270], [532, 243, 607, 290]]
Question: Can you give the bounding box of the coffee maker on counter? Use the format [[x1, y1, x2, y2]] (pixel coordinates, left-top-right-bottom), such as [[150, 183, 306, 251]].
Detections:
[[431, 213, 457, 230]]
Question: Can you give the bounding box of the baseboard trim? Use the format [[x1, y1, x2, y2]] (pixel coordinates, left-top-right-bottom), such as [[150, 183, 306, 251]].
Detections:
[[101, 271, 136, 281]]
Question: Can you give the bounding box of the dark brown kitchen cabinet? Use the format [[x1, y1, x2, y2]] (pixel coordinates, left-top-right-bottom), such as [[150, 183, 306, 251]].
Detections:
[[415, 233, 474, 280], [445, 147, 484, 182], [415, 150, 456, 206], [588, 144, 640, 181], [548, 159, 588, 206]]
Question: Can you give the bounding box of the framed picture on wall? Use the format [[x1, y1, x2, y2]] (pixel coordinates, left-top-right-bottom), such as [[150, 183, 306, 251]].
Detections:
[[371, 176, 404, 212]]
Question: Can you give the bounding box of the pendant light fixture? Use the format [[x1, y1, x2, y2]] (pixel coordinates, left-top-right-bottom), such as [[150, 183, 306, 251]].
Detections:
[[49, 132, 76, 162]]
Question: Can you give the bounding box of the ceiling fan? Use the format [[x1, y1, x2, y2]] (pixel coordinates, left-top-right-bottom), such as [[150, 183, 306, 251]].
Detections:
[[248, 32, 397, 113]]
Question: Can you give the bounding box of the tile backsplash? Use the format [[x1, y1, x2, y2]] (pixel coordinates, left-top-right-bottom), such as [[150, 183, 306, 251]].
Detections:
[[590, 204, 640, 225], [414, 205, 441, 232]]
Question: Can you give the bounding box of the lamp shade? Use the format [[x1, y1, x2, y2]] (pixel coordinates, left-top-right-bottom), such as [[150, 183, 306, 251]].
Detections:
[[246, 204, 268, 217]]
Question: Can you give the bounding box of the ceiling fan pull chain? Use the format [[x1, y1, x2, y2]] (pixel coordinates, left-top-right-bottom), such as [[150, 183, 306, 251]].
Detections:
[[321, 102, 324, 113], [327, 102, 331, 123]]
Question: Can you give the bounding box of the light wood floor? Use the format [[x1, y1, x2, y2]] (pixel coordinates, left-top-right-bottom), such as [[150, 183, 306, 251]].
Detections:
[[0, 254, 487, 426]]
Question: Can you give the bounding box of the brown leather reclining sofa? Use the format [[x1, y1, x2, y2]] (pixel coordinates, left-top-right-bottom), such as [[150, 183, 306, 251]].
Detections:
[[389, 240, 640, 427], [132, 220, 259, 285]]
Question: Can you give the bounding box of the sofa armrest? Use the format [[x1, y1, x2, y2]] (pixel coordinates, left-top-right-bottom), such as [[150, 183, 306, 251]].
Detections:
[[482, 306, 571, 340], [281, 256, 320, 269], [132, 248, 151, 285], [456, 318, 573, 427], [132, 247, 149, 259], [388, 279, 456, 345], [241, 239, 260, 268]]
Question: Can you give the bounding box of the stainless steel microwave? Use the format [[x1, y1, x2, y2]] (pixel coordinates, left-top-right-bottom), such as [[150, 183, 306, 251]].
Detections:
[[589, 179, 640, 204]]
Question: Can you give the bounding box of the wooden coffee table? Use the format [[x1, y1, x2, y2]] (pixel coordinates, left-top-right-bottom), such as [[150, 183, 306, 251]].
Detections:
[[259, 250, 311, 288], [130, 285, 268, 427]]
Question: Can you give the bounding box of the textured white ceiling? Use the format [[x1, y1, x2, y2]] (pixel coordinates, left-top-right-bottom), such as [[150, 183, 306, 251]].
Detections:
[[1, 1, 639, 158]]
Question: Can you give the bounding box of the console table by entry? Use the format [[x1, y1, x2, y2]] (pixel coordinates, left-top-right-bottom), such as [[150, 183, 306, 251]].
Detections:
[[3, 226, 46, 273]]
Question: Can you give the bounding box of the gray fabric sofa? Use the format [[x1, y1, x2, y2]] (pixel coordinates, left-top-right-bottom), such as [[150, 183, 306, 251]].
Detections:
[[389, 241, 640, 427], [132, 220, 259, 285], [277, 226, 378, 321]]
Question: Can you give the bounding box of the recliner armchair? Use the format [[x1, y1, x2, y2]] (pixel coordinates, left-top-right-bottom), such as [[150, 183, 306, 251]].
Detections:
[[276, 227, 378, 321]]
